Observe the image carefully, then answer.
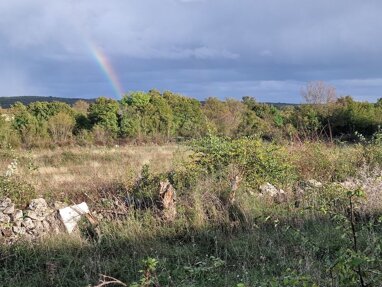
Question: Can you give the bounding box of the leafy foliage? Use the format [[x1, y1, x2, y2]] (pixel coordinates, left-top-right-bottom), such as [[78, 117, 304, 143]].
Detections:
[[1, 87, 382, 148], [190, 135, 295, 189]]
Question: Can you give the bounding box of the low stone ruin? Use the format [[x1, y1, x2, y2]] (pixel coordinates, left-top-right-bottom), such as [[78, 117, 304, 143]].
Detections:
[[0, 181, 177, 243], [0, 197, 91, 243]]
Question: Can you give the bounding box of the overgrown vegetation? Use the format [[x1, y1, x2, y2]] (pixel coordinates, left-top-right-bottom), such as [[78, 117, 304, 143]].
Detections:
[[1, 83, 382, 286], [1, 82, 382, 148]]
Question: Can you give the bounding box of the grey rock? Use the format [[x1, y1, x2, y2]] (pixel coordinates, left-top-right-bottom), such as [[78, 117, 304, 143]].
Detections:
[[45, 212, 62, 233], [306, 179, 323, 188], [340, 179, 358, 190], [274, 189, 287, 203], [29, 198, 47, 211], [34, 221, 44, 234], [1, 228, 13, 237], [260, 183, 288, 203], [13, 219, 22, 227], [12, 209, 23, 221], [0, 212, 10, 223], [42, 220, 51, 231], [260, 182, 279, 197], [0, 197, 11, 211], [22, 218, 35, 229], [294, 186, 305, 208], [3, 203, 15, 214], [25, 210, 45, 221], [12, 226, 26, 235], [43, 208, 54, 217]]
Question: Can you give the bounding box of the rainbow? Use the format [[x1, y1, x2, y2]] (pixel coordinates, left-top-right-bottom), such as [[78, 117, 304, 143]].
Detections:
[[89, 43, 124, 99]]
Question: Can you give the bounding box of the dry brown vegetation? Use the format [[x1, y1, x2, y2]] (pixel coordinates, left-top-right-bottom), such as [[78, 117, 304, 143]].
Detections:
[[0, 145, 180, 203]]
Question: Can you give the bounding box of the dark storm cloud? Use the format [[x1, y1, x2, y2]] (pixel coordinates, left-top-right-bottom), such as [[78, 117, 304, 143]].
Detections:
[[0, 0, 381, 102]]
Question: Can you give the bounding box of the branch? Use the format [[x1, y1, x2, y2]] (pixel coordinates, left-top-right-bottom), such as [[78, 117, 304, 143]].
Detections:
[[93, 274, 127, 287]]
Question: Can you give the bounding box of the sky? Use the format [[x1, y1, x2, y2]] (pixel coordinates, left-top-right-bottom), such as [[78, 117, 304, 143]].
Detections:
[[0, 0, 382, 103]]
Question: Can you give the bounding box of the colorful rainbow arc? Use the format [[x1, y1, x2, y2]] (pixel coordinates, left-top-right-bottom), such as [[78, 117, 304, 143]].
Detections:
[[89, 43, 124, 99]]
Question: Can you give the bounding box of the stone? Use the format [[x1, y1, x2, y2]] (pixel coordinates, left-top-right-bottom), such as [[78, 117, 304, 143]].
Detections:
[[260, 183, 288, 203], [25, 210, 45, 221], [3, 203, 15, 214], [42, 220, 51, 231], [59, 202, 89, 233], [0, 212, 10, 223], [45, 212, 58, 224], [22, 218, 35, 230], [159, 181, 177, 221], [12, 209, 23, 221], [12, 226, 26, 235], [340, 179, 358, 190], [34, 221, 44, 234], [29, 198, 48, 211], [1, 228, 13, 237], [274, 189, 287, 203], [13, 219, 22, 227], [306, 179, 323, 188], [45, 212, 62, 233], [43, 208, 55, 217], [0, 197, 11, 211], [294, 186, 305, 208], [260, 182, 279, 197]]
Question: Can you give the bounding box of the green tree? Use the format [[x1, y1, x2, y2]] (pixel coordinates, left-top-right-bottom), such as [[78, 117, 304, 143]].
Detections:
[[120, 91, 174, 140], [163, 91, 207, 138], [0, 112, 20, 147], [28, 101, 74, 121], [11, 102, 46, 146], [121, 91, 151, 108], [88, 97, 119, 137]]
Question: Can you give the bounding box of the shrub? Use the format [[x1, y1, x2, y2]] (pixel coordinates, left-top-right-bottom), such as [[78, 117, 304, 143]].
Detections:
[[289, 142, 362, 182], [0, 176, 36, 206], [189, 135, 296, 190], [48, 112, 75, 143]]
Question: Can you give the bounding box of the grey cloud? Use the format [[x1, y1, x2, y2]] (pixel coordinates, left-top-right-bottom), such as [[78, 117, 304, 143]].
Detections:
[[0, 0, 381, 102]]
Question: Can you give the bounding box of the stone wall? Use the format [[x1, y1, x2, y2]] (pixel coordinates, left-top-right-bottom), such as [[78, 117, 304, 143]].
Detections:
[[0, 198, 80, 243]]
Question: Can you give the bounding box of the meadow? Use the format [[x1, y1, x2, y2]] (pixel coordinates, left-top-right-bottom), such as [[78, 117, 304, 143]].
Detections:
[[1, 138, 381, 287]]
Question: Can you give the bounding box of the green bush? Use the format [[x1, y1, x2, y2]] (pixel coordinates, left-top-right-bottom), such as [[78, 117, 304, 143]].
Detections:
[[189, 135, 296, 189], [0, 176, 36, 206]]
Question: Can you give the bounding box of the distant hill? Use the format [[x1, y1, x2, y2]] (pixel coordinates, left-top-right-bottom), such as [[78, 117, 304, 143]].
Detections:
[[0, 96, 298, 109], [0, 96, 96, 108]]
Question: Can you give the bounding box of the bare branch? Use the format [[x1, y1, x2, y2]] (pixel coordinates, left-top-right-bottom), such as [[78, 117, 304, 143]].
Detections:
[[93, 274, 128, 287], [301, 81, 337, 104]]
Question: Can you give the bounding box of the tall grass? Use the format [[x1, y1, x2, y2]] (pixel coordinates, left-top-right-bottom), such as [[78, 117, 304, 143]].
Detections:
[[1, 140, 382, 286]]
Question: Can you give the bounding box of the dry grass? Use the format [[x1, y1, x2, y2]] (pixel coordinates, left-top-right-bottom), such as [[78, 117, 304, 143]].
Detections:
[[0, 145, 182, 203], [1, 142, 382, 286]]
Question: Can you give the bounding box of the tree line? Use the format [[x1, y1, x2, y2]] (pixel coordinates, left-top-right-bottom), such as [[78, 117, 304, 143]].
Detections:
[[1, 83, 382, 148]]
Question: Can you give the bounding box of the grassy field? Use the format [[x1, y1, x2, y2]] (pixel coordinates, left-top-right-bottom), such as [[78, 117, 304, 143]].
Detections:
[[1, 141, 382, 286], [0, 145, 179, 204]]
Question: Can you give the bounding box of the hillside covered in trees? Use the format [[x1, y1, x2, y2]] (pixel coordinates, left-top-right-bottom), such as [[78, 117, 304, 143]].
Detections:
[[0, 96, 95, 109]]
